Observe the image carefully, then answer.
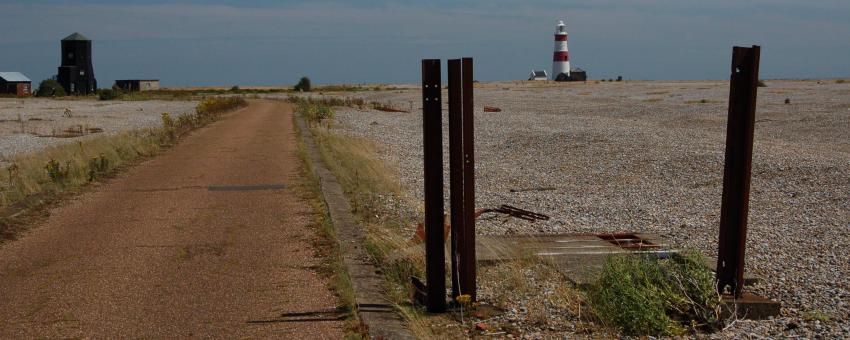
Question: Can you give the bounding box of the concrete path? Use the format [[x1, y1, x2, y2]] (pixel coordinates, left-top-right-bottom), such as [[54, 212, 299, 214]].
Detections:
[[0, 101, 344, 338]]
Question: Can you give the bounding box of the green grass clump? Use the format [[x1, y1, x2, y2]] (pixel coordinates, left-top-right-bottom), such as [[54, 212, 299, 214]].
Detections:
[[588, 251, 720, 336]]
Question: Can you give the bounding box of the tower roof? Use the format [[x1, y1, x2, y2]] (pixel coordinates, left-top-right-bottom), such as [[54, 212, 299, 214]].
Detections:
[[62, 32, 90, 41]]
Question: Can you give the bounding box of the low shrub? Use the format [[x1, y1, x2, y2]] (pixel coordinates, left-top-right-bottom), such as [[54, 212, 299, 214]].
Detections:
[[757, 80, 767, 87], [161, 112, 176, 142], [294, 76, 312, 92], [44, 159, 71, 185], [588, 251, 720, 336], [87, 154, 109, 181], [97, 88, 121, 100], [286, 95, 366, 110], [837, 79, 846, 84], [305, 104, 334, 123], [35, 79, 66, 97], [195, 96, 248, 118]]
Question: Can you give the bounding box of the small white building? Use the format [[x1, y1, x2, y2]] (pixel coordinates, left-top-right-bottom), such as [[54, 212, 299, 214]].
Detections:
[[529, 70, 548, 81]]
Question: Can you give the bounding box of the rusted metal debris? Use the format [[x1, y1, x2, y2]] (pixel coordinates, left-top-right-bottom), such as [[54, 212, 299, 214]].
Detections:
[[480, 205, 550, 222], [373, 105, 409, 113], [410, 205, 549, 244], [410, 276, 428, 307], [483, 106, 502, 112]]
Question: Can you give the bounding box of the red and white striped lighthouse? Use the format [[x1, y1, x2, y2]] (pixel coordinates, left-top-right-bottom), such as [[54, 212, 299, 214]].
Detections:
[[552, 20, 570, 80]]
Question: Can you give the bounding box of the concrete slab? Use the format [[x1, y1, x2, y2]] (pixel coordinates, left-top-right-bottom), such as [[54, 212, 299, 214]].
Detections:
[[477, 233, 675, 285], [476, 233, 760, 286], [721, 293, 781, 320]]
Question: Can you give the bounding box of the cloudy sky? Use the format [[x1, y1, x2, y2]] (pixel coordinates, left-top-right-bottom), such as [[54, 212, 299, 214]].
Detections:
[[1, 0, 848, 86]]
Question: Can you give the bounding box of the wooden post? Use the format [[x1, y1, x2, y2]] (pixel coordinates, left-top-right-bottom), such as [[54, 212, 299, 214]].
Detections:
[[421, 59, 446, 312], [716, 46, 760, 298]]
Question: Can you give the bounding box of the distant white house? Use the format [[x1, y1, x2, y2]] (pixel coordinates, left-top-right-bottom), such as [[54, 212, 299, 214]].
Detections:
[[529, 70, 548, 81]]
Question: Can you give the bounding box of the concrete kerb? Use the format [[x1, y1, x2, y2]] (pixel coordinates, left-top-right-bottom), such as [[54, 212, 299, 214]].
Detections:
[[295, 115, 414, 339]]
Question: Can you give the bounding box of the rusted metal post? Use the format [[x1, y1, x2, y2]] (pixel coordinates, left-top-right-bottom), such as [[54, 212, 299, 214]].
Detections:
[[717, 45, 760, 299], [460, 57, 477, 301], [421, 59, 446, 312], [447, 59, 463, 300]]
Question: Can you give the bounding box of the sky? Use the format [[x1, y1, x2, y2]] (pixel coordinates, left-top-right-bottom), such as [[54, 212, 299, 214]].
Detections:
[[1, 0, 849, 87]]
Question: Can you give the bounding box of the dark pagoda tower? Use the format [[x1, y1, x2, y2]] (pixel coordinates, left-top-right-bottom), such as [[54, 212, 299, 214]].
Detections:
[[57, 32, 97, 95]]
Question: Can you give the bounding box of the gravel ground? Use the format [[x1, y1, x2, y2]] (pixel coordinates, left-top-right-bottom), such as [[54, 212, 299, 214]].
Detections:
[[0, 98, 197, 163], [291, 80, 850, 337]]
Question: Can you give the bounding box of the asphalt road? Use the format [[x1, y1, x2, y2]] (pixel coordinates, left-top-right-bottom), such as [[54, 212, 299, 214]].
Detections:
[[0, 101, 344, 338]]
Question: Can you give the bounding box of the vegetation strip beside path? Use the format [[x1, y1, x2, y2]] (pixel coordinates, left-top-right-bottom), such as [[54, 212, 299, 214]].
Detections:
[[295, 114, 415, 339]]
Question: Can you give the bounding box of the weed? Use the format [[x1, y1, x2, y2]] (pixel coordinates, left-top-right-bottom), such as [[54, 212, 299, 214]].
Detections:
[[305, 105, 335, 124], [6, 163, 20, 187], [757, 80, 767, 87], [87, 154, 109, 181], [44, 159, 71, 185], [287, 95, 367, 110], [587, 251, 720, 336], [837, 79, 846, 84], [161, 112, 176, 142], [195, 96, 247, 118], [802, 310, 831, 323]]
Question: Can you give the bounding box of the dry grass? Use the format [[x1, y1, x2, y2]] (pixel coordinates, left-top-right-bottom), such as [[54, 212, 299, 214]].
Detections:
[[1, 130, 161, 208], [292, 118, 363, 338], [480, 257, 589, 328]]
